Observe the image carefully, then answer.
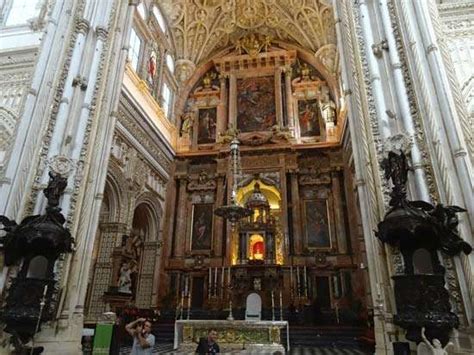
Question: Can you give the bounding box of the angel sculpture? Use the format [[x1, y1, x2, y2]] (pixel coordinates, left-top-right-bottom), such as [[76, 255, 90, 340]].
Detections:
[[417, 327, 453, 355]]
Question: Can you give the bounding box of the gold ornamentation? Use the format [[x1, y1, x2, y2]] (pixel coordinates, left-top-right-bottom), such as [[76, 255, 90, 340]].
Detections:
[[235, 33, 272, 57], [160, 0, 336, 65]]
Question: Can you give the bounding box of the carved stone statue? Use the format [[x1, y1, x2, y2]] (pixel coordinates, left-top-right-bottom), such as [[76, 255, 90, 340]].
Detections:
[[180, 111, 194, 137], [418, 327, 453, 355], [217, 123, 240, 144], [431, 204, 472, 256], [118, 262, 132, 294], [43, 171, 67, 208], [381, 151, 409, 207], [321, 99, 336, 125]]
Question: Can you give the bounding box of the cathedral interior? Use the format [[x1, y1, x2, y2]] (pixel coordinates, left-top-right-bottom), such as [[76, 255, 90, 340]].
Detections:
[[0, 0, 473, 354]]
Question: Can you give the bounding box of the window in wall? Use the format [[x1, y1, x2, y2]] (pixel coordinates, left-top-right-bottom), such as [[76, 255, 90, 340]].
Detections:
[[166, 54, 174, 73], [162, 82, 172, 118], [128, 28, 141, 72], [137, 3, 146, 20], [152, 6, 167, 33], [4, 0, 42, 26]]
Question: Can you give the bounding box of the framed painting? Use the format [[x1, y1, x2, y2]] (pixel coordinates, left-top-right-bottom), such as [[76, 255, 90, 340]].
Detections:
[[197, 107, 217, 144], [298, 99, 321, 137], [303, 199, 331, 248], [237, 76, 276, 132], [191, 203, 214, 250]]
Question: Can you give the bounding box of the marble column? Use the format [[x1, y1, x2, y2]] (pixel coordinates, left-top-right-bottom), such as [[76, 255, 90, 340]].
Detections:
[[357, 0, 391, 140], [213, 175, 225, 257], [290, 172, 303, 255], [378, 0, 430, 203], [174, 178, 188, 258], [332, 2, 392, 353], [228, 74, 237, 127], [284, 68, 294, 130], [216, 75, 228, 135], [331, 171, 347, 254], [275, 68, 283, 127]]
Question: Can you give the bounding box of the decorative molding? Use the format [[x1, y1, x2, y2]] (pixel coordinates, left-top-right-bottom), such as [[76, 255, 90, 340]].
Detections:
[[160, 0, 337, 65]]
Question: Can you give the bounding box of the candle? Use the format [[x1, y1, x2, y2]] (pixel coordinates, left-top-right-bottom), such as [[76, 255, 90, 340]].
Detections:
[[290, 265, 293, 285], [209, 267, 211, 290], [214, 267, 218, 296], [296, 266, 300, 297], [43, 285, 48, 297], [304, 266, 308, 297], [271, 291, 275, 309], [279, 291, 283, 321], [227, 266, 231, 286], [180, 291, 184, 319], [221, 266, 224, 295], [184, 275, 189, 296]]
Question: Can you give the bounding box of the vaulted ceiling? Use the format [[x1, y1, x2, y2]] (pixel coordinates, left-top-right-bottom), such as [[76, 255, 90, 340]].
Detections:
[[159, 0, 337, 66]]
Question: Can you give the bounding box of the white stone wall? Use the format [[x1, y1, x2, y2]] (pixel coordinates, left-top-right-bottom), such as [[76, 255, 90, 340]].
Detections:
[[438, 0, 474, 158]]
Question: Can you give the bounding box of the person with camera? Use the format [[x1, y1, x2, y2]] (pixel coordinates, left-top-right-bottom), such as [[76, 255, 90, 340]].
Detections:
[[125, 317, 155, 355]]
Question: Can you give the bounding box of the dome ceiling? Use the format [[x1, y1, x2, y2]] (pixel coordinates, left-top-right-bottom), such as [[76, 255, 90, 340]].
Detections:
[[159, 0, 337, 66]]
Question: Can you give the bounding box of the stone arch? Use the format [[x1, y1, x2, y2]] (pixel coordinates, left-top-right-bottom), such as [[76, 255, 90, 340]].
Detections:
[[133, 191, 163, 242], [132, 191, 163, 308], [105, 159, 128, 223]]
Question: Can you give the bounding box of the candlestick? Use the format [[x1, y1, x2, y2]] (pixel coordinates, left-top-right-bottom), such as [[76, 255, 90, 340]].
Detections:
[[184, 275, 189, 296], [187, 292, 191, 320], [221, 266, 224, 297], [304, 266, 308, 298], [271, 291, 275, 321], [180, 291, 184, 320], [208, 268, 211, 297], [279, 291, 283, 321], [214, 267, 218, 296], [296, 266, 300, 297]]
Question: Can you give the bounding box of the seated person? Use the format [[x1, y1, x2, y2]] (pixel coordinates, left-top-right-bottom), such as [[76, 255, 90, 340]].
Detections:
[[196, 328, 220, 355]]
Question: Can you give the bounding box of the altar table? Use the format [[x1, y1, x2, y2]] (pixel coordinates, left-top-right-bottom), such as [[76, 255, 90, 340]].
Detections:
[[174, 319, 290, 353]]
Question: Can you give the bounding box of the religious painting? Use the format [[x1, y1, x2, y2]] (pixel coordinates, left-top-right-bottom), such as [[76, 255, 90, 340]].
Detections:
[[197, 107, 217, 144], [298, 99, 321, 137], [191, 203, 214, 250], [304, 199, 331, 248], [237, 76, 276, 132]]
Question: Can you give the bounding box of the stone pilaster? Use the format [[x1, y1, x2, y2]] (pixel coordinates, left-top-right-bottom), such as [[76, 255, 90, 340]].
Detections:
[[174, 178, 188, 258], [289, 172, 303, 255]]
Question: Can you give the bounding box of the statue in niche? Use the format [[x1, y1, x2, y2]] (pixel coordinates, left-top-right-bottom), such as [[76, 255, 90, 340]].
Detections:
[[321, 98, 336, 125], [180, 111, 194, 137], [118, 262, 132, 294], [417, 327, 453, 355], [147, 50, 157, 84]]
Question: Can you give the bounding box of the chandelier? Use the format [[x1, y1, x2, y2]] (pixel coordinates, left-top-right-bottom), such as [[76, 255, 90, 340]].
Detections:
[[214, 138, 253, 224]]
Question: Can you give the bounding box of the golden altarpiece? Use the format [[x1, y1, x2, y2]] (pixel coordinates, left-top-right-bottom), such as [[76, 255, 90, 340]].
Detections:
[[160, 34, 366, 323]]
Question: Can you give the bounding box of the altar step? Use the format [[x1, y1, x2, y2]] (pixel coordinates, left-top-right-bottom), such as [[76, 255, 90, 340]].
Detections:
[[120, 344, 369, 354], [284, 326, 370, 349]]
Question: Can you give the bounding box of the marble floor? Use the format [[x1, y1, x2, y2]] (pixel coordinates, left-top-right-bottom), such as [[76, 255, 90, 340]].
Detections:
[[120, 343, 371, 354]]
